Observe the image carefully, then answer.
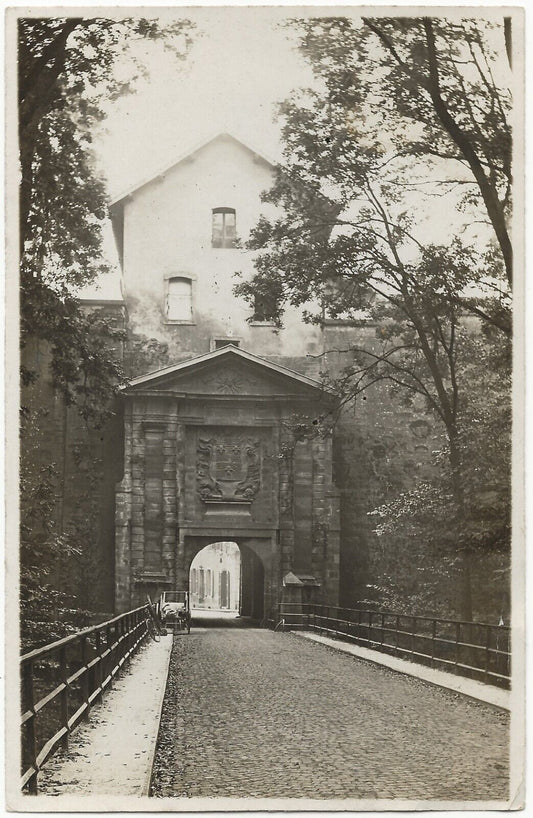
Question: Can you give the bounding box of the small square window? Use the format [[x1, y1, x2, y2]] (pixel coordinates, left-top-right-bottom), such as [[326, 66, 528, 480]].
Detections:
[[213, 338, 240, 350]]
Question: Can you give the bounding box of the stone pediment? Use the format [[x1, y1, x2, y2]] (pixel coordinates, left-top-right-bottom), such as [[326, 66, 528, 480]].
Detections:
[[123, 346, 332, 400]]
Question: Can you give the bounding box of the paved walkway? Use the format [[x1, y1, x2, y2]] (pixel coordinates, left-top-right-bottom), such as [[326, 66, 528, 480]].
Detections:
[[151, 628, 509, 803], [36, 635, 172, 798]]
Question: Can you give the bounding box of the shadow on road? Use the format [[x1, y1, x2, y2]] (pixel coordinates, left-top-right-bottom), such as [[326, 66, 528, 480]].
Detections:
[[190, 610, 258, 628]]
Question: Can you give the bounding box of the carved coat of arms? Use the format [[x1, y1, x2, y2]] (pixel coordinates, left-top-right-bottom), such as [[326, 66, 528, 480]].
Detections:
[[197, 433, 261, 503]]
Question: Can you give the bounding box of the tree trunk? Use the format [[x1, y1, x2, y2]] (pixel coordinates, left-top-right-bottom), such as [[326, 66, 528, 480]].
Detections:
[[504, 17, 512, 69], [448, 430, 473, 621]]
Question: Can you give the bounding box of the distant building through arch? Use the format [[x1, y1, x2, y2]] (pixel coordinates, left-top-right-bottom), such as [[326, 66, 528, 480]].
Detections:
[[190, 542, 240, 612]]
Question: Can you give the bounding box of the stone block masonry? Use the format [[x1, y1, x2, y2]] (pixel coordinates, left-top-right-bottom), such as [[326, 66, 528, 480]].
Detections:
[[114, 348, 340, 616]]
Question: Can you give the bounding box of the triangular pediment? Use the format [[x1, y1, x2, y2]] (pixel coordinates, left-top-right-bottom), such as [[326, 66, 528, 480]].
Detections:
[[123, 347, 333, 400]]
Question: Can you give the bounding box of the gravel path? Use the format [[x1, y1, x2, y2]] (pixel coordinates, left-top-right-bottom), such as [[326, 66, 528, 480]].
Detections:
[[151, 628, 509, 801]]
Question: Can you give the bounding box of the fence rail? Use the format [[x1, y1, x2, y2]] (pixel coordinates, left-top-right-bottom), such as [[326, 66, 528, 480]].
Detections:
[[20, 604, 150, 794], [277, 603, 511, 689]]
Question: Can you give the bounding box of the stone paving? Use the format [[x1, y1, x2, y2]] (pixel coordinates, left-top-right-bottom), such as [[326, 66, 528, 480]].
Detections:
[[151, 627, 509, 801]]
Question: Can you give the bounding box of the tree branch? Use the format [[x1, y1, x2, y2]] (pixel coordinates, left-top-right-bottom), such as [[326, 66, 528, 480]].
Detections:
[[422, 18, 512, 287]]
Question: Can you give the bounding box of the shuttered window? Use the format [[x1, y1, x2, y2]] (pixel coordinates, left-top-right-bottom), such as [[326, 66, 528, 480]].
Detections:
[[166, 277, 193, 321]]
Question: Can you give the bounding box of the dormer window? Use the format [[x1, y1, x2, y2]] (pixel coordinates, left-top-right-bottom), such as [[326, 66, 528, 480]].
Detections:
[[212, 207, 237, 248], [166, 276, 193, 322]]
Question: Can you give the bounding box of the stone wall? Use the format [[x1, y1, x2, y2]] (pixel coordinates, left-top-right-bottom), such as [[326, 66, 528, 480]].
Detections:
[[23, 307, 509, 624], [114, 354, 339, 617], [21, 304, 126, 616], [322, 322, 510, 621]]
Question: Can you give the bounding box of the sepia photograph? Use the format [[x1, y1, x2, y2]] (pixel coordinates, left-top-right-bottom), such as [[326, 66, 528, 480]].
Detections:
[[6, 4, 525, 810]]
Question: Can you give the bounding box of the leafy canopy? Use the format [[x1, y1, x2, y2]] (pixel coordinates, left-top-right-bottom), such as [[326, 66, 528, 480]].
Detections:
[[19, 16, 194, 421], [296, 16, 512, 288], [235, 16, 512, 616], [19, 16, 194, 644]]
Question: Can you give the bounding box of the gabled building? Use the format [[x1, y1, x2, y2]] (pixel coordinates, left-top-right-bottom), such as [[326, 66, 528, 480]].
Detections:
[[109, 132, 324, 366], [105, 132, 344, 617], [22, 130, 507, 624]]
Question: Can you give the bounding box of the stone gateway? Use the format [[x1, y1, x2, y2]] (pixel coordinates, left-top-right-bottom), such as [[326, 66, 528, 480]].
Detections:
[[21, 131, 507, 623], [115, 346, 340, 619]]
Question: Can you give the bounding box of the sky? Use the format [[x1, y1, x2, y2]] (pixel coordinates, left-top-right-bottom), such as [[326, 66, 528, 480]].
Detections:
[[82, 7, 512, 299], [94, 8, 316, 197], [90, 6, 512, 196], [83, 8, 317, 296]]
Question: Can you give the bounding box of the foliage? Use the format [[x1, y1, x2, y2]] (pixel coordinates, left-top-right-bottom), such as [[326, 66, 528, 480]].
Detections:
[[19, 16, 193, 641], [19, 16, 194, 247], [364, 329, 510, 618], [295, 15, 513, 290], [19, 406, 79, 647], [236, 15, 512, 617], [19, 16, 193, 405], [123, 328, 171, 379]]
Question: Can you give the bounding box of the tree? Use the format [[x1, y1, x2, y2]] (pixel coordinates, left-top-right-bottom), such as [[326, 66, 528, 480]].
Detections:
[[19, 405, 83, 649], [19, 17, 194, 411], [18, 16, 194, 644], [368, 331, 511, 618], [297, 15, 513, 292], [236, 14, 512, 618]]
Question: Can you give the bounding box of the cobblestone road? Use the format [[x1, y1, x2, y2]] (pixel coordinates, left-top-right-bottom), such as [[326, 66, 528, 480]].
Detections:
[[151, 628, 509, 801]]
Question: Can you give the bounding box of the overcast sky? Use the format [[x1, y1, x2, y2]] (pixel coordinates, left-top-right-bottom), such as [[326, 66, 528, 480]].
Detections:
[[94, 8, 316, 197], [83, 7, 511, 298], [83, 7, 316, 294]]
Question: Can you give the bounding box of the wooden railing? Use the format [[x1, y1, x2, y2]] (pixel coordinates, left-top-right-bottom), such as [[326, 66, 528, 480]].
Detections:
[[277, 603, 511, 689], [20, 605, 149, 794]]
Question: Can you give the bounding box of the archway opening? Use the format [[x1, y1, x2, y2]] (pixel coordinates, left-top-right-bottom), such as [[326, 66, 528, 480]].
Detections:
[[239, 543, 265, 621], [189, 541, 241, 622]]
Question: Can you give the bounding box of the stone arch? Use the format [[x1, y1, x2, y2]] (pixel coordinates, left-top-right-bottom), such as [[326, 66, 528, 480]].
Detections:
[[184, 537, 266, 621]]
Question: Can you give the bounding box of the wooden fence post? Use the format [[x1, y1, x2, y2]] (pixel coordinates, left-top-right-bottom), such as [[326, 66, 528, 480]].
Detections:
[[485, 625, 490, 682], [59, 646, 69, 749], [95, 630, 102, 690], [431, 618, 436, 666], [22, 661, 38, 794], [81, 636, 89, 712]]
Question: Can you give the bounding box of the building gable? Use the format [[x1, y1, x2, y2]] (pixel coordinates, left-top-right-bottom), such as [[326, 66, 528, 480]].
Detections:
[[110, 132, 276, 209], [123, 346, 333, 401]]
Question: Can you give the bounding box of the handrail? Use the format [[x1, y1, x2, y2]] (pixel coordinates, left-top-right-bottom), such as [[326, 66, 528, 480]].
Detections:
[[277, 603, 511, 689], [21, 605, 148, 663], [21, 604, 150, 794], [278, 602, 510, 631]]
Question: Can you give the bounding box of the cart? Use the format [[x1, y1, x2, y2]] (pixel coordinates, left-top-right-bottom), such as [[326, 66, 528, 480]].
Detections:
[[159, 590, 191, 633]]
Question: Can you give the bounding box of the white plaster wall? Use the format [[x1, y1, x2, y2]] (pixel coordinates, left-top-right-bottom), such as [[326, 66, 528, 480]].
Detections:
[[122, 135, 322, 361]]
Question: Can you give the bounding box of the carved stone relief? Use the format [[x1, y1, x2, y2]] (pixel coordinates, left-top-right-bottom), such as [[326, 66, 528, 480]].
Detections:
[[197, 430, 261, 503], [198, 366, 263, 395]]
